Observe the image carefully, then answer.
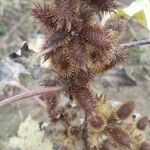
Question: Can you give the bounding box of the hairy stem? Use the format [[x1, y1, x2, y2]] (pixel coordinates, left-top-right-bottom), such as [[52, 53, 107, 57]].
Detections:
[[11, 82, 47, 108], [0, 86, 62, 108], [118, 39, 150, 49]]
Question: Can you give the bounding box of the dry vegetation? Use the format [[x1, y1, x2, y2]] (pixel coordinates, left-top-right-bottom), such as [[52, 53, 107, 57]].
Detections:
[[0, 0, 150, 149]]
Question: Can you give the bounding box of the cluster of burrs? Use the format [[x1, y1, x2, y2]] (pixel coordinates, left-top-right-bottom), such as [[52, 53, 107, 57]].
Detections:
[[31, 0, 150, 149]]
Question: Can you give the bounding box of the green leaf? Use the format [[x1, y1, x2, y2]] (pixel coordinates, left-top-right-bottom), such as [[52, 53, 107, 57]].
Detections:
[[123, 0, 150, 30], [8, 116, 53, 150], [132, 10, 147, 29]]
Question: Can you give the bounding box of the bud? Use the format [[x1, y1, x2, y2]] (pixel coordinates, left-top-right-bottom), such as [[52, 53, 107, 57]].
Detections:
[[71, 86, 96, 114], [51, 50, 76, 78], [107, 127, 132, 148], [137, 116, 149, 130], [88, 115, 104, 129], [116, 101, 135, 120], [105, 18, 126, 33]]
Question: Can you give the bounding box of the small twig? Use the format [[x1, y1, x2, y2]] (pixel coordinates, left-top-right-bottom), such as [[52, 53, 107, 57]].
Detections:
[[16, 84, 47, 108], [38, 47, 53, 57], [118, 39, 150, 49], [9, 81, 47, 108], [0, 86, 62, 108]]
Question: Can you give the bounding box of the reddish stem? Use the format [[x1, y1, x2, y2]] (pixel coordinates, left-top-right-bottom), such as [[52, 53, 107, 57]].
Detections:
[[0, 86, 62, 108], [118, 39, 150, 49]]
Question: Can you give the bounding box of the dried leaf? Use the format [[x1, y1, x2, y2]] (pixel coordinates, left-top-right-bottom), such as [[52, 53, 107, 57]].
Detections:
[[8, 116, 53, 150]]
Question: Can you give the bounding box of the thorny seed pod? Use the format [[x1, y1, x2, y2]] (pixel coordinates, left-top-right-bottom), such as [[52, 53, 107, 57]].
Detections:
[[87, 44, 113, 73], [42, 30, 71, 60], [107, 126, 132, 148], [68, 37, 86, 68], [71, 86, 96, 114], [51, 48, 76, 77], [72, 68, 94, 86], [79, 8, 94, 23], [71, 87, 96, 114], [88, 115, 104, 129], [96, 95, 113, 120], [116, 101, 135, 120], [101, 49, 128, 72], [31, 3, 56, 29], [137, 116, 149, 131], [140, 141, 150, 150], [105, 18, 126, 33], [53, 0, 78, 31], [81, 23, 113, 50]]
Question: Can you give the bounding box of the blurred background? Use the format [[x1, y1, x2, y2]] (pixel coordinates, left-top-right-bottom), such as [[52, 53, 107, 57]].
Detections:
[[0, 0, 150, 149]]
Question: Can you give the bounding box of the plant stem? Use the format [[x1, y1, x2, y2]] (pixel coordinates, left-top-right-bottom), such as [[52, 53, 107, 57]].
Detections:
[[11, 82, 47, 108], [0, 86, 62, 108], [118, 39, 150, 49]]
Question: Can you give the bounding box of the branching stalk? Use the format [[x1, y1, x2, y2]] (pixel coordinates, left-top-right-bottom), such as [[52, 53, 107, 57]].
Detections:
[[0, 86, 62, 108], [118, 39, 150, 49]]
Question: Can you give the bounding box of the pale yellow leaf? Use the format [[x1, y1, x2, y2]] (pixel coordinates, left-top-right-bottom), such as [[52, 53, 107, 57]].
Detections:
[[8, 115, 53, 150]]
